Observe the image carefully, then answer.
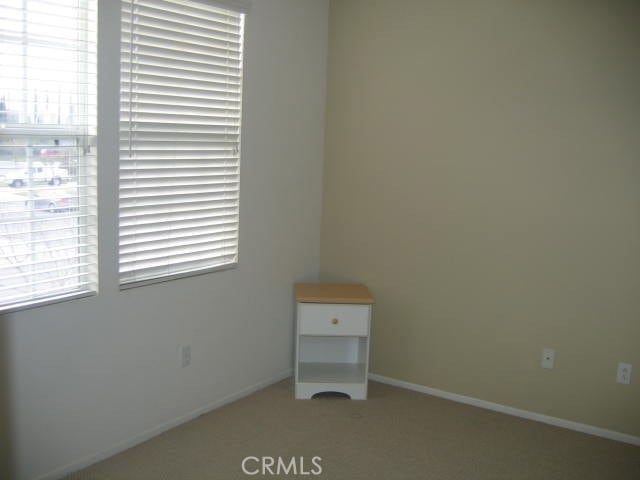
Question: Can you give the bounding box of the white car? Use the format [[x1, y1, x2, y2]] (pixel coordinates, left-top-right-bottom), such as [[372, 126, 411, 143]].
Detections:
[[6, 162, 69, 187]]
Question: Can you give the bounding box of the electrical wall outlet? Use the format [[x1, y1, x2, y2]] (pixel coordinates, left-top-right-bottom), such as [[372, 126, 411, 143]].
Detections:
[[541, 348, 555, 369], [616, 362, 632, 384], [181, 345, 191, 368]]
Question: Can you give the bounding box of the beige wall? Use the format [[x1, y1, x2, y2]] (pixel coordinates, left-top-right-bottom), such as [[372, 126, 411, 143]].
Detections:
[[321, 0, 640, 436]]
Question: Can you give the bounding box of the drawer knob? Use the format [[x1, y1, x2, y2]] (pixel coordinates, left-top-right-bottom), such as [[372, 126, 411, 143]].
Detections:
[[331, 318, 339, 325]]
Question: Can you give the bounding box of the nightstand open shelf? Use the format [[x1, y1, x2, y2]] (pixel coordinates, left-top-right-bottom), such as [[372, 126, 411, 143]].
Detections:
[[294, 284, 374, 400], [297, 362, 367, 384]]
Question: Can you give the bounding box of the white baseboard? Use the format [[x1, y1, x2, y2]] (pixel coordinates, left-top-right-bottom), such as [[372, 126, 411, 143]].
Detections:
[[369, 373, 640, 446], [368, 373, 640, 447], [35, 369, 293, 480]]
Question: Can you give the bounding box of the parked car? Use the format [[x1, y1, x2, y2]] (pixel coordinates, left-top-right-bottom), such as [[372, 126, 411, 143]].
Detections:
[[25, 194, 78, 213], [6, 162, 69, 187]]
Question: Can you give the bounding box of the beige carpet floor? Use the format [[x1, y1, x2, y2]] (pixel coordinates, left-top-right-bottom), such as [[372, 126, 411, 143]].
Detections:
[[65, 379, 640, 479]]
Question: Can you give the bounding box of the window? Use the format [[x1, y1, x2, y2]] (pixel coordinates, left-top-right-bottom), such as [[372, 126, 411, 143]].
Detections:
[[119, 0, 245, 288], [0, 0, 97, 312]]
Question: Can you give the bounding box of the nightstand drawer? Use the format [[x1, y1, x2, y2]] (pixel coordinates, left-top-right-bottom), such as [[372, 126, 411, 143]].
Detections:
[[298, 303, 370, 336]]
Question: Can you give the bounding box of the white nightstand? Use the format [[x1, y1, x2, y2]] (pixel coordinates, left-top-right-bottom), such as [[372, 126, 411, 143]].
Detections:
[[294, 283, 374, 400]]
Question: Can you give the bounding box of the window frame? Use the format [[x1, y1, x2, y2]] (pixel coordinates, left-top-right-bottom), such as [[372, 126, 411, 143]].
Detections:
[[117, 0, 248, 289], [0, 0, 98, 313]]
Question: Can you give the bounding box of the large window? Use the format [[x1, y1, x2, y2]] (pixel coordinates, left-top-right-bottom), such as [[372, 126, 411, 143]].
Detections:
[[0, 0, 98, 312], [119, 0, 245, 287]]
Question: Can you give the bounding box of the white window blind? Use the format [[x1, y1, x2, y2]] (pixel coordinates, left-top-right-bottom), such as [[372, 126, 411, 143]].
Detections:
[[119, 0, 245, 287], [0, 0, 98, 312]]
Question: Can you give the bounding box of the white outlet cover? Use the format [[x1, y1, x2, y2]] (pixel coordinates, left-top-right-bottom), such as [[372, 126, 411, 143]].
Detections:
[[541, 348, 555, 369], [616, 362, 632, 384]]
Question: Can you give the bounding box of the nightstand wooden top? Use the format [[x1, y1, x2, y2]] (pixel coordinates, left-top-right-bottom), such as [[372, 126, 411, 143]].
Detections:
[[295, 283, 374, 304]]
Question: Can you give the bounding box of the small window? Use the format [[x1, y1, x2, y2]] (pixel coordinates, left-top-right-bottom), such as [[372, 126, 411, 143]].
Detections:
[[0, 0, 98, 312], [118, 0, 246, 288]]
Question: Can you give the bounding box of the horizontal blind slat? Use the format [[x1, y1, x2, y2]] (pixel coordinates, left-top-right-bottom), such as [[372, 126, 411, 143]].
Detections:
[[120, 230, 237, 255], [120, 219, 238, 238], [120, 248, 237, 269], [0, 265, 93, 290]]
